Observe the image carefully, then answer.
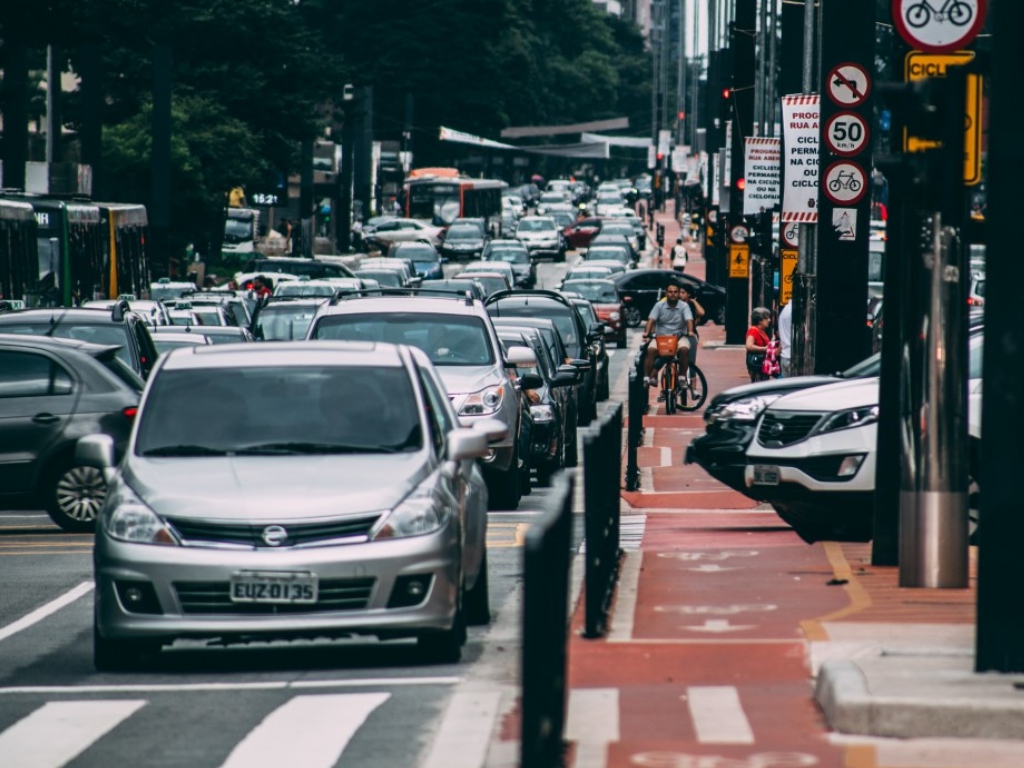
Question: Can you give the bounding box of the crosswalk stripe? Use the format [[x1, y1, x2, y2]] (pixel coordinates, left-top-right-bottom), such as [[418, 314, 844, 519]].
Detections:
[[686, 686, 755, 744], [421, 691, 502, 768], [566, 688, 619, 768], [0, 700, 146, 768], [217, 693, 389, 768], [0, 582, 94, 644]]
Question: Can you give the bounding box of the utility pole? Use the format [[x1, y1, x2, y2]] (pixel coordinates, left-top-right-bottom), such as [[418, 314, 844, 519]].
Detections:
[[150, 44, 172, 281]]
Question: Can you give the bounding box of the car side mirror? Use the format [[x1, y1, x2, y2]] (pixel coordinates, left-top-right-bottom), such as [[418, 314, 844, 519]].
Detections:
[[517, 372, 544, 390], [557, 364, 580, 380], [550, 371, 576, 388], [570, 358, 592, 371], [463, 416, 509, 444], [505, 345, 538, 368], [446, 428, 489, 461]]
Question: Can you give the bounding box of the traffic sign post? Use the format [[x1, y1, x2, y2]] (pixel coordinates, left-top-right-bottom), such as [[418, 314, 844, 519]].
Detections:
[[824, 112, 870, 157], [892, 0, 987, 54]]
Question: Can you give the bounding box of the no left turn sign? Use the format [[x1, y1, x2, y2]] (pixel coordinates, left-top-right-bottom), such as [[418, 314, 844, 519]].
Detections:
[[893, 0, 987, 54], [826, 63, 871, 108], [823, 161, 868, 206], [825, 112, 870, 157]]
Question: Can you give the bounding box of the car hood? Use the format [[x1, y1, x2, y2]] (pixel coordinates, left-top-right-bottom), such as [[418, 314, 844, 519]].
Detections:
[[123, 454, 429, 520], [518, 232, 557, 239], [435, 364, 501, 395], [708, 375, 840, 408], [768, 377, 879, 413]]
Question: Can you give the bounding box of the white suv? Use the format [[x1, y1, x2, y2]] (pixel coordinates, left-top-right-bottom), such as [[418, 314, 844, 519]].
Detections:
[[744, 330, 983, 543]]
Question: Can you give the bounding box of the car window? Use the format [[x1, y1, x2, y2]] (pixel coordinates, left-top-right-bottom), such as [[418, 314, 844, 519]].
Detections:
[[254, 304, 322, 340], [310, 313, 495, 367], [564, 282, 619, 303], [0, 350, 73, 397], [135, 366, 423, 456], [416, 366, 456, 456]]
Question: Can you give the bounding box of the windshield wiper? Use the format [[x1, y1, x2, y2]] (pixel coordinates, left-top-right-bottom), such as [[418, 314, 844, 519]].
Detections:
[[233, 441, 402, 455], [141, 444, 229, 457]]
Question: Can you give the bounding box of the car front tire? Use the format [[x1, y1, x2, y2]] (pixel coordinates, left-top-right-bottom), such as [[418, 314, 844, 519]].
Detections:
[[44, 459, 107, 532]]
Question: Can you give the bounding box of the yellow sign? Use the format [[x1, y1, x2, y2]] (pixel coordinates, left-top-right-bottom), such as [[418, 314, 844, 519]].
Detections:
[[903, 51, 982, 186], [729, 244, 750, 279], [780, 248, 798, 305]]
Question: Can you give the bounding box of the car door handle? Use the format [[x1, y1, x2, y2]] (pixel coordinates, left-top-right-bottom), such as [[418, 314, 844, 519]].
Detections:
[[32, 413, 61, 425]]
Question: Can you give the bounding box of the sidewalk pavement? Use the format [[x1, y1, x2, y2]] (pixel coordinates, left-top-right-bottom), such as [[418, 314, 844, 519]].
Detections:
[[555, 202, 1024, 768]]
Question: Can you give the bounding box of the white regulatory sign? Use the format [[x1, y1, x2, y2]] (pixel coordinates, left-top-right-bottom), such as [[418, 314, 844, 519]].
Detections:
[[893, 0, 987, 54], [826, 63, 871, 108], [823, 161, 867, 206], [730, 225, 749, 244], [824, 112, 870, 157], [781, 221, 800, 248]]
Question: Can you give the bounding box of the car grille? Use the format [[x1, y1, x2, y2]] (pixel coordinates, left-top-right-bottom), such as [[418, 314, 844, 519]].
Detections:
[[166, 515, 381, 548], [173, 578, 376, 614], [756, 411, 826, 447]]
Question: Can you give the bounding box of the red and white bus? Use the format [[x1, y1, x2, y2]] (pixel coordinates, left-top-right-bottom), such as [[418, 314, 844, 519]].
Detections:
[[403, 169, 505, 234]]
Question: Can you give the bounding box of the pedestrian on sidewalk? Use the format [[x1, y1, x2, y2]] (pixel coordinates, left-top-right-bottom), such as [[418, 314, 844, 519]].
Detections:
[[777, 301, 793, 377], [745, 307, 772, 382]]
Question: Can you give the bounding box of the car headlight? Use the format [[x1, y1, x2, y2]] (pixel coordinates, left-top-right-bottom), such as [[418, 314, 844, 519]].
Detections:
[[531, 404, 555, 423], [103, 484, 178, 546], [609, 311, 620, 321], [704, 394, 781, 425], [815, 405, 879, 434], [460, 385, 504, 416], [372, 487, 448, 540]]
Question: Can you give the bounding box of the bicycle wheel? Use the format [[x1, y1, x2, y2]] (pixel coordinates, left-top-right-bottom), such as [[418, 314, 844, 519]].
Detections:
[[662, 365, 677, 415], [906, 2, 930, 27], [828, 178, 842, 193], [849, 178, 862, 192], [678, 365, 708, 411], [949, 1, 972, 26]]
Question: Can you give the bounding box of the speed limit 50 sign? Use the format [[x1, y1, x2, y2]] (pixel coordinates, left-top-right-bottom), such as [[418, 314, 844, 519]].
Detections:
[[824, 112, 870, 157]]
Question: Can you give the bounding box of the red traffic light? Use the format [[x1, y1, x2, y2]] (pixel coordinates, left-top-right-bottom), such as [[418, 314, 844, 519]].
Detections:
[[656, 153, 664, 161], [722, 88, 731, 99], [736, 178, 746, 191], [677, 111, 685, 120]]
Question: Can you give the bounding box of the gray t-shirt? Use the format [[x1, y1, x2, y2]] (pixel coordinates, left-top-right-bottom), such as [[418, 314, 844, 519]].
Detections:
[[648, 299, 693, 336]]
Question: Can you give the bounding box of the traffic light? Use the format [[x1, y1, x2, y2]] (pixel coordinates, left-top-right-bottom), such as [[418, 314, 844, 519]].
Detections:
[[722, 88, 731, 100], [735, 178, 746, 192]]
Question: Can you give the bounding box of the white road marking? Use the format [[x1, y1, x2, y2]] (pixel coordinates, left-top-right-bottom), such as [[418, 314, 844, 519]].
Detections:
[[660, 446, 673, 466], [686, 686, 755, 744], [421, 691, 501, 768], [218, 693, 389, 768], [0, 677, 460, 695], [608, 551, 643, 642], [567, 688, 619, 768], [0, 700, 145, 768], [683, 620, 757, 633], [0, 581, 93, 644]]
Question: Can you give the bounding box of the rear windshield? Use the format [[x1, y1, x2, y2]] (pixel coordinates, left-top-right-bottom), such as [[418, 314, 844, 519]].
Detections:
[[563, 282, 619, 303], [135, 366, 422, 456], [0, 323, 133, 368], [488, 302, 578, 349], [254, 304, 323, 341], [310, 312, 495, 367]]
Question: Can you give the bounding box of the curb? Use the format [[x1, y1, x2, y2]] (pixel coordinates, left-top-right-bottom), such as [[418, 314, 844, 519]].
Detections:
[[815, 659, 1024, 740]]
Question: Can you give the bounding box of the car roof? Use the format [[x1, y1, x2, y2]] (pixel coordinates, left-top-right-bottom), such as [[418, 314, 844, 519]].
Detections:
[[0, 308, 137, 324], [158, 341, 407, 371], [0, 332, 121, 357], [562, 279, 618, 289], [314, 294, 487, 318]]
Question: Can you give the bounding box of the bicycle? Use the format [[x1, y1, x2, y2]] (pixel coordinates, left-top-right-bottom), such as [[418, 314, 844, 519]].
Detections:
[[642, 335, 708, 413], [905, 0, 972, 28]]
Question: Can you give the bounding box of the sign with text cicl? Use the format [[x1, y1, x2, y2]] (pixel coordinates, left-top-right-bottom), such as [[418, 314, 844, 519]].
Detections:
[[743, 138, 781, 215], [892, 0, 987, 54], [781, 94, 820, 223]]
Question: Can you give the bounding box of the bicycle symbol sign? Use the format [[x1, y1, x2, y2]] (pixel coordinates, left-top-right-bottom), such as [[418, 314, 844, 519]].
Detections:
[[823, 161, 867, 206], [893, 0, 987, 53]]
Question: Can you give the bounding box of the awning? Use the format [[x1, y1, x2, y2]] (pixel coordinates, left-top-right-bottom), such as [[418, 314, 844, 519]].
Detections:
[[438, 126, 517, 150], [580, 132, 653, 149]]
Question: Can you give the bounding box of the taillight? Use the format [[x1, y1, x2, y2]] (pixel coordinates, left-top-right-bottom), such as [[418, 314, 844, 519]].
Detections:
[[123, 406, 138, 421]]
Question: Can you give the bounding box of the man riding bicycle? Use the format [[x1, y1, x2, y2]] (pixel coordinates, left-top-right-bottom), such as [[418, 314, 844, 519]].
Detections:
[[642, 280, 697, 388]]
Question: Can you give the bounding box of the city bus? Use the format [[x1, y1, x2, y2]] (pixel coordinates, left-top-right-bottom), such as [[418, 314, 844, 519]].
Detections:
[[0, 199, 38, 306], [403, 171, 505, 235]]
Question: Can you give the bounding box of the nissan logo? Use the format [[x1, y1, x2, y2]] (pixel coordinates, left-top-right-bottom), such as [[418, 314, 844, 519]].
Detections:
[[768, 422, 785, 437], [261, 525, 289, 547]]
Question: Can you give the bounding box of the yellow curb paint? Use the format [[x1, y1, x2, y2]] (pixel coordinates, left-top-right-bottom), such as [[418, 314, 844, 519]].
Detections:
[[0, 542, 93, 549], [485, 523, 530, 549], [843, 743, 877, 768], [800, 542, 873, 642]]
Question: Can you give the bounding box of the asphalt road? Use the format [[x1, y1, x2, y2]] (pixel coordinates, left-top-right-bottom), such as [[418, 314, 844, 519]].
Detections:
[[0, 250, 645, 768]]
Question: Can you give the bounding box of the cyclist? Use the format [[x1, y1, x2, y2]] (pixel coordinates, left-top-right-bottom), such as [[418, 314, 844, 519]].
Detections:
[[642, 280, 695, 389]]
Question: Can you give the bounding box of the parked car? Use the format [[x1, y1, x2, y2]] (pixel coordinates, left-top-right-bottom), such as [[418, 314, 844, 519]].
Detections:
[[84, 341, 497, 670], [561, 278, 627, 349], [514, 216, 566, 261], [305, 293, 538, 510], [495, 327, 577, 485], [612, 269, 727, 328], [0, 301, 159, 380], [0, 334, 141, 531], [481, 239, 537, 288], [485, 289, 600, 424]]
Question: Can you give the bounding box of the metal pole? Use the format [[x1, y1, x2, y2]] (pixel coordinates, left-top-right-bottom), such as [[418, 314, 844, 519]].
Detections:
[[793, 0, 817, 375], [755, 0, 767, 136], [767, 0, 778, 137], [46, 45, 56, 163], [677, 0, 686, 147]]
